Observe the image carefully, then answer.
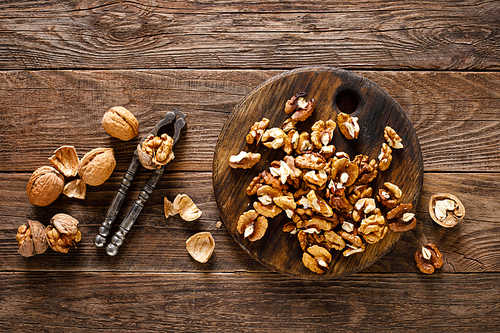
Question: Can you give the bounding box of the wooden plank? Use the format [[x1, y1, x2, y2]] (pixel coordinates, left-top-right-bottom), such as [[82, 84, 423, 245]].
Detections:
[[0, 70, 499, 172], [0, 1, 498, 70], [0, 271, 498, 332], [1, 172, 498, 273]]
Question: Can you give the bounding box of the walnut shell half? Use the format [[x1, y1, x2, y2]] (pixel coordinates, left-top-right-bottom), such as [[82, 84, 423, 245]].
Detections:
[[16, 220, 49, 257], [78, 148, 116, 186], [27, 166, 64, 206], [429, 193, 465, 228], [186, 232, 215, 263], [48, 145, 79, 177]]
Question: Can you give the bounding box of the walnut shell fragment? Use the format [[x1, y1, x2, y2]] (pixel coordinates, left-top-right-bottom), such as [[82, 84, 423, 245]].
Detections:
[[46, 213, 81, 253], [164, 194, 202, 221], [102, 106, 139, 141], [62, 179, 86, 199], [78, 148, 116, 186], [186, 232, 215, 263], [48, 146, 79, 177], [429, 193, 465, 228], [16, 220, 49, 257], [27, 166, 65, 206]]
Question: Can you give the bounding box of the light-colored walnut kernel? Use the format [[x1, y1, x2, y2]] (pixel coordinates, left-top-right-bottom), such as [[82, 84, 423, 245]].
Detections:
[[429, 193, 465, 228], [384, 126, 403, 149], [337, 113, 359, 140], [62, 179, 86, 199], [253, 201, 282, 218], [358, 212, 387, 244], [46, 213, 81, 253], [262, 128, 287, 149], [16, 220, 49, 257], [246, 118, 270, 144], [306, 190, 333, 217], [27, 166, 65, 206], [228, 151, 261, 169], [48, 146, 79, 177], [137, 134, 174, 170], [296, 132, 312, 154], [311, 119, 336, 149], [283, 129, 299, 155], [331, 158, 359, 187], [102, 106, 139, 141], [237, 210, 268, 242], [378, 143, 392, 171], [186, 232, 215, 263], [78, 148, 116, 186], [295, 152, 326, 170], [302, 245, 332, 274]]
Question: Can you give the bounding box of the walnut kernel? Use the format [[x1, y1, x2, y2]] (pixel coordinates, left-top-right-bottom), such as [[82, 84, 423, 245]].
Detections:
[[46, 213, 81, 253], [16, 220, 49, 257], [228, 151, 261, 169]]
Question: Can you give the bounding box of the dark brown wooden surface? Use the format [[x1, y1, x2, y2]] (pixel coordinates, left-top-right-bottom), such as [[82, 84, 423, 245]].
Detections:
[[213, 67, 423, 278], [0, 0, 499, 331]]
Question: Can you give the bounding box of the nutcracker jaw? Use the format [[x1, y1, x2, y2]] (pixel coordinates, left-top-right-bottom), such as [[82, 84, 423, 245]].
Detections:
[[94, 110, 186, 255]]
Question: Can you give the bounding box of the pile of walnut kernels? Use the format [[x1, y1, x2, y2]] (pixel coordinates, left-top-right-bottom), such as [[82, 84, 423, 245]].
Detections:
[[229, 92, 445, 274]]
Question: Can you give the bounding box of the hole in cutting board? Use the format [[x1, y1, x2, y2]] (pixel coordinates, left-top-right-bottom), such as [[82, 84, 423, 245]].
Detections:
[[335, 90, 359, 114]]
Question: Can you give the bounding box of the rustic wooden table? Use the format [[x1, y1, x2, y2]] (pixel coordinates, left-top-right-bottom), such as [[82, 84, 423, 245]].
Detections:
[[1, 1, 499, 331]]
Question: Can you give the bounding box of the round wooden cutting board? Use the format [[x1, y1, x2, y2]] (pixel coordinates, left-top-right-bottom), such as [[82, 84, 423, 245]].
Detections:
[[213, 67, 423, 279]]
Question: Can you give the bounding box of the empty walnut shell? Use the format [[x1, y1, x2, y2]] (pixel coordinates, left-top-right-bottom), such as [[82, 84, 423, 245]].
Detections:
[[27, 166, 65, 206], [16, 220, 49, 257], [62, 179, 86, 199], [186, 231, 215, 263], [102, 106, 139, 141], [429, 193, 465, 228], [48, 145, 79, 177], [78, 148, 116, 186]]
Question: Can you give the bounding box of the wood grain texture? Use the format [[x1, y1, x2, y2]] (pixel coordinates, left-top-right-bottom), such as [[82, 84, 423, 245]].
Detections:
[[0, 70, 499, 172], [0, 0, 498, 70], [1, 171, 498, 274], [0, 272, 499, 332], [213, 67, 423, 278]]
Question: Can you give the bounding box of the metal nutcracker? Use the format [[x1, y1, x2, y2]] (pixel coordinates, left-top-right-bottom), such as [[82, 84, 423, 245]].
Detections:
[[94, 110, 186, 256]]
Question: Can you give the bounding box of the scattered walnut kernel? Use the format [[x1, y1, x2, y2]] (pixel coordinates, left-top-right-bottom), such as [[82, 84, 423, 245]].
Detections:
[[228, 151, 261, 169], [27, 166, 65, 207], [186, 232, 215, 263], [261, 128, 287, 149], [285, 93, 316, 122], [415, 243, 443, 274], [78, 148, 116, 186], [384, 126, 403, 149], [337, 113, 359, 140], [378, 143, 392, 171], [311, 119, 336, 149], [429, 193, 465, 228], [46, 213, 81, 253], [48, 146, 79, 177], [62, 179, 86, 199], [302, 245, 332, 274], [237, 210, 268, 242], [137, 134, 174, 170], [102, 106, 139, 141], [246, 118, 270, 144], [16, 220, 49, 257]]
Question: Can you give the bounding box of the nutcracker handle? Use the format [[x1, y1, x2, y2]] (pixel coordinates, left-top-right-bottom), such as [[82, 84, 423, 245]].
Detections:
[[106, 167, 165, 256], [94, 154, 140, 248]]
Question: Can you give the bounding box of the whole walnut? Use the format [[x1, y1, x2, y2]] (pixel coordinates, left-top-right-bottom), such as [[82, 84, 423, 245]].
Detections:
[[102, 106, 139, 141], [27, 166, 64, 206], [78, 148, 116, 186], [16, 220, 49, 257], [46, 213, 82, 253]]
